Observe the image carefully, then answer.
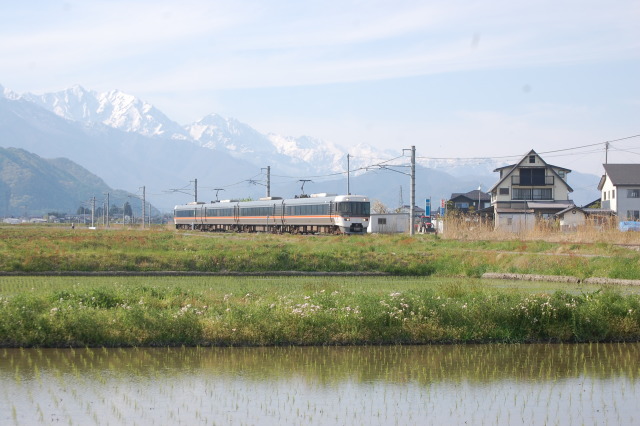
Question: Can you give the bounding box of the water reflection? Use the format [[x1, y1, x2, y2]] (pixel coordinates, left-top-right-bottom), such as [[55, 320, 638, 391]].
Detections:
[[1, 344, 639, 425]]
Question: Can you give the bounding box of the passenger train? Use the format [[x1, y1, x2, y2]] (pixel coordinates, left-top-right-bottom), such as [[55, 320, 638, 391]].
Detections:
[[174, 193, 370, 234]]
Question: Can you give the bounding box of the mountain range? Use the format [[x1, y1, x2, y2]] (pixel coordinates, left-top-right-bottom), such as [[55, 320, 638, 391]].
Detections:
[[0, 84, 601, 214]]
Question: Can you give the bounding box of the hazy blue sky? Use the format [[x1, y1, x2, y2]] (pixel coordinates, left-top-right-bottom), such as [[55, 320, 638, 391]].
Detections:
[[1, 0, 638, 174]]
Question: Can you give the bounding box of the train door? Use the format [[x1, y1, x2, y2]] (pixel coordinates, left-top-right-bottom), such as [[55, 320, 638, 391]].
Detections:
[[195, 206, 203, 228], [233, 205, 240, 226], [329, 202, 336, 225], [275, 201, 284, 226]]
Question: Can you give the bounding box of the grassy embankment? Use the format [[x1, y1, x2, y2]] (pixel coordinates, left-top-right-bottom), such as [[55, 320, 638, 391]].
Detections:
[[1, 224, 640, 347], [1, 225, 640, 279], [1, 275, 640, 347]]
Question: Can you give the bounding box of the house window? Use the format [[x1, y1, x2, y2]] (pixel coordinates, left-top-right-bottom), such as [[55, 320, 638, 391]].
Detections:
[[627, 210, 640, 220], [519, 168, 546, 185], [455, 202, 469, 209], [628, 189, 640, 198], [612, 190, 615, 199], [533, 188, 552, 200], [499, 188, 509, 195], [529, 155, 535, 163], [377, 218, 387, 225]]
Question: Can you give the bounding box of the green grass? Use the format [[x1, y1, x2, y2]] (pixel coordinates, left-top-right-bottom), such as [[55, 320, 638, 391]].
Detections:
[[1, 226, 640, 347], [2, 276, 640, 347], [1, 226, 639, 279]]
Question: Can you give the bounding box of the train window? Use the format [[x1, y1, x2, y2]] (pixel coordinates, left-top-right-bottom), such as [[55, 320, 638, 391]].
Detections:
[[336, 202, 371, 215], [175, 209, 196, 218]]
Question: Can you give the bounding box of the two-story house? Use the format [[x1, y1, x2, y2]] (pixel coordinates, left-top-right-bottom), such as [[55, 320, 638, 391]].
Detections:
[[489, 149, 574, 231], [448, 189, 491, 213], [598, 164, 640, 222]]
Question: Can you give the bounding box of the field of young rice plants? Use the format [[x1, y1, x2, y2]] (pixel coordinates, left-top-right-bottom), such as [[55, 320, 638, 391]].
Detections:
[[1, 344, 639, 425], [2, 275, 640, 346]]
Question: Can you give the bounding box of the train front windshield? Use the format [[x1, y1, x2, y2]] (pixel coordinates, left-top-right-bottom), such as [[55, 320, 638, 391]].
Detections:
[[336, 201, 370, 216]]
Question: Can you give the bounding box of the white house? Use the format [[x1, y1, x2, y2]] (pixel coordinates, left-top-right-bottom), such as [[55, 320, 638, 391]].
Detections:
[[598, 164, 640, 222], [489, 149, 574, 232]]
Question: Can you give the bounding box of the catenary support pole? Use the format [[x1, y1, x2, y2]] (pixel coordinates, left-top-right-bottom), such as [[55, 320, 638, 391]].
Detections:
[[347, 154, 351, 195], [141, 186, 145, 229], [410, 145, 415, 236]]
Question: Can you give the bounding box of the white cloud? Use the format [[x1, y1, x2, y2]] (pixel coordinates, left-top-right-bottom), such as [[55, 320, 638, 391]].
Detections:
[[2, 0, 638, 93], [0, 0, 637, 173]]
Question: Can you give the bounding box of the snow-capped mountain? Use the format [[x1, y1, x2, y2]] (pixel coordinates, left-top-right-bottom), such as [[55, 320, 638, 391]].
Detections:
[[21, 85, 188, 140], [0, 83, 601, 209], [9, 85, 405, 176]]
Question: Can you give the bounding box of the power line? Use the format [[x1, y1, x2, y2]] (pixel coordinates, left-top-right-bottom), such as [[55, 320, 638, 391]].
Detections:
[[162, 134, 640, 200], [417, 134, 640, 162]]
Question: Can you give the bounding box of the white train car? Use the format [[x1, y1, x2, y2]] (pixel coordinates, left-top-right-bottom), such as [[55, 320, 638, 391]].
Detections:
[[174, 193, 370, 234]]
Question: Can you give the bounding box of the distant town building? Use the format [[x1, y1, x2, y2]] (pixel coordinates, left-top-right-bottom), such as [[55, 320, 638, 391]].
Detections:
[[448, 189, 491, 213]]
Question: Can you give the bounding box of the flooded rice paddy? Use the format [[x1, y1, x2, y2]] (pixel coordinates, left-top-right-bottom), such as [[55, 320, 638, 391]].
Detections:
[[1, 343, 639, 425]]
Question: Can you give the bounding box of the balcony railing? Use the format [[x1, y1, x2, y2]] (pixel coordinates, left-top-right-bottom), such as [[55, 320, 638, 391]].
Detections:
[[511, 175, 554, 186], [512, 188, 553, 201]]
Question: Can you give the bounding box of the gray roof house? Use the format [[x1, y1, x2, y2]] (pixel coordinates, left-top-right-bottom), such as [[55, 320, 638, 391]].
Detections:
[[448, 189, 491, 213], [488, 149, 574, 232], [598, 164, 640, 222]]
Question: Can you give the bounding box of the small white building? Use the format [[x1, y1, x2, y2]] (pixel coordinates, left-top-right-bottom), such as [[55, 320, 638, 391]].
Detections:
[[598, 164, 640, 222], [555, 205, 616, 231], [368, 213, 409, 234]]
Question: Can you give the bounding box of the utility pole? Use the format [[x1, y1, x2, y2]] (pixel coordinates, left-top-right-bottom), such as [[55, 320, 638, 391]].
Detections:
[[347, 154, 351, 195], [192, 179, 198, 202], [140, 186, 146, 229], [106, 192, 110, 228], [411, 145, 416, 236], [262, 166, 271, 197], [91, 196, 95, 228], [402, 146, 416, 236], [605, 142, 610, 164]]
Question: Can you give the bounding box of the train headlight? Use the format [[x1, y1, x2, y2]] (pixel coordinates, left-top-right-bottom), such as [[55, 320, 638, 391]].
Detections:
[[363, 218, 369, 222], [344, 217, 350, 221]]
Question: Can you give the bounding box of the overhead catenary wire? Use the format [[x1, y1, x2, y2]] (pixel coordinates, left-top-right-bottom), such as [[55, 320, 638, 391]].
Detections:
[[163, 133, 640, 198]]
